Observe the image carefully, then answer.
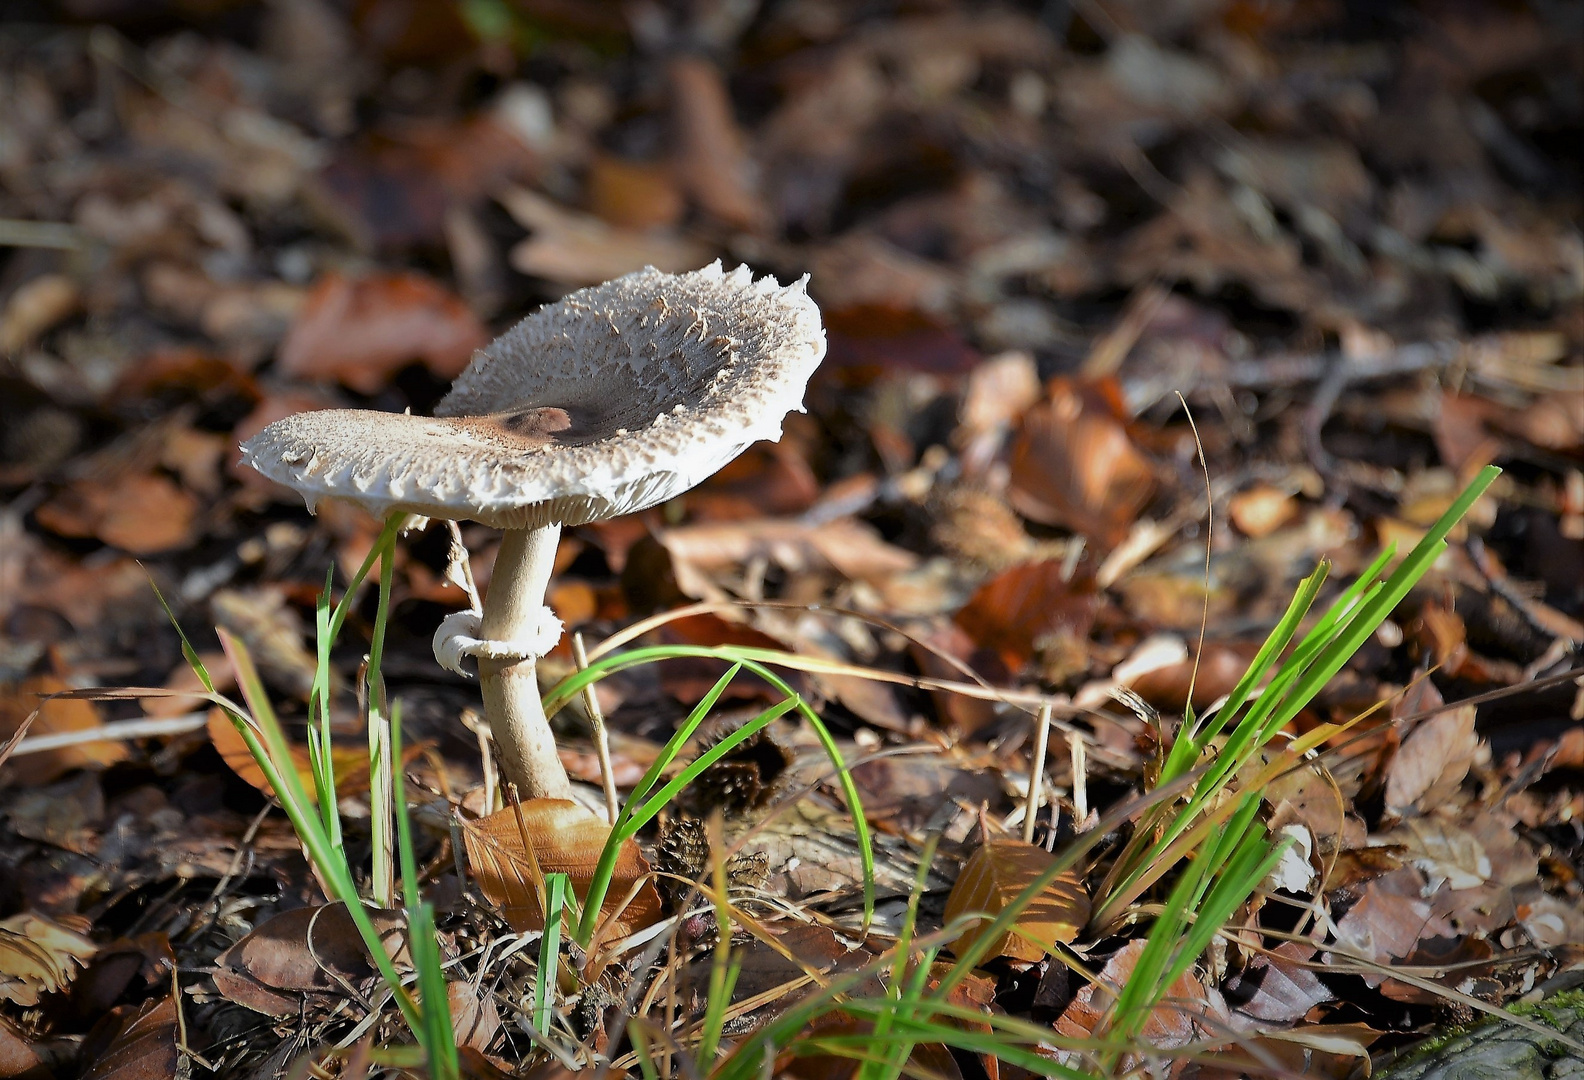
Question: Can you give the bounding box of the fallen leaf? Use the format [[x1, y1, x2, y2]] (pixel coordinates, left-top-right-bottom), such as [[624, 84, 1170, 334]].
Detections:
[[34, 474, 198, 555], [1224, 942, 1333, 1023], [1228, 484, 1299, 538], [0, 675, 128, 782], [1054, 938, 1216, 1051], [953, 560, 1098, 672], [499, 187, 711, 287], [1384, 694, 1478, 816], [0, 274, 79, 354], [80, 995, 179, 1080], [461, 798, 661, 939], [943, 838, 1089, 962], [587, 154, 684, 230], [277, 272, 488, 393], [214, 903, 404, 1017], [1008, 378, 1156, 550], [205, 708, 374, 803], [0, 912, 97, 1006], [1326, 867, 1453, 985], [0, 1014, 50, 1080], [448, 980, 501, 1053], [668, 56, 767, 232]]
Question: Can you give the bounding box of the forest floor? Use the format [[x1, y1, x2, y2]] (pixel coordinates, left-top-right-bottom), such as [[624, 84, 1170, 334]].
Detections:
[[0, 1, 1581, 1077]]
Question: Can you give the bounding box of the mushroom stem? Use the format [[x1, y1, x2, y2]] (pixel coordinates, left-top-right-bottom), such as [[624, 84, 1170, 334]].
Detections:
[[477, 524, 573, 801]]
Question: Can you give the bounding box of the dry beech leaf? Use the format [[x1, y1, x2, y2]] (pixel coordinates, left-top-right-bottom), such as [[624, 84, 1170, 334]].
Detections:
[[461, 799, 661, 938], [943, 838, 1090, 962], [0, 912, 97, 1006], [213, 903, 405, 1017], [0, 675, 128, 782], [277, 272, 488, 393], [33, 474, 198, 555], [1008, 378, 1156, 550], [953, 560, 1098, 672], [1228, 483, 1299, 538], [0, 1014, 50, 1080], [1384, 694, 1478, 816], [499, 187, 711, 288], [80, 994, 180, 1080], [204, 708, 375, 802], [1055, 939, 1211, 1050]]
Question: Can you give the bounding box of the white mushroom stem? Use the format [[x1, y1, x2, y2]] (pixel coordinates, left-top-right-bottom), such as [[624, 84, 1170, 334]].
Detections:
[[477, 524, 573, 801]]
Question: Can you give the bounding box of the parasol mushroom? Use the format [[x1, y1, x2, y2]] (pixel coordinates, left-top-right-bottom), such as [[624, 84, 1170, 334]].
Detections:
[[241, 263, 826, 801]]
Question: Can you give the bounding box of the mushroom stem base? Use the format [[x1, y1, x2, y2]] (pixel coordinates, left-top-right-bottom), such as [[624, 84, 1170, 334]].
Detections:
[[478, 524, 573, 801]]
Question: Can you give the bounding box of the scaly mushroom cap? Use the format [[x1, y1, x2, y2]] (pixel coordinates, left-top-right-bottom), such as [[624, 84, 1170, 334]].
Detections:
[[241, 263, 826, 528]]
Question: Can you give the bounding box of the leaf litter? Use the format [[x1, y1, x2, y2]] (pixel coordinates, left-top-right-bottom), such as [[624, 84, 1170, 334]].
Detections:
[[0, 0, 1580, 1076]]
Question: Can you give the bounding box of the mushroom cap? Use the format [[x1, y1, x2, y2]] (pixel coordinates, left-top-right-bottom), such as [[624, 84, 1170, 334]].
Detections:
[[240, 263, 826, 529]]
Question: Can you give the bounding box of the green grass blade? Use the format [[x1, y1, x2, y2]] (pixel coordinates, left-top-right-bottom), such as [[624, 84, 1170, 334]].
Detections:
[[535, 873, 568, 1038], [216, 633, 423, 1035]]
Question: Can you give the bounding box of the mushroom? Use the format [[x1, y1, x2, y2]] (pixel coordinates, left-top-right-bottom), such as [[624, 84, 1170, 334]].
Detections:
[[241, 263, 826, 801]]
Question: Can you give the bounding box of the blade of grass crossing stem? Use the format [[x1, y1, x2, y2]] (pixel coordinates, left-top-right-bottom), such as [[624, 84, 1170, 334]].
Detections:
[[215, 632, 423, 1034], [536, 873, 568, 1039], [573, 664, 743, 945], [576, 692, 800, 945], [626, 663, 741, 812], [544, 644, 875, 927], [392, 700, 461, 1080], [367, 524, 398, 908]]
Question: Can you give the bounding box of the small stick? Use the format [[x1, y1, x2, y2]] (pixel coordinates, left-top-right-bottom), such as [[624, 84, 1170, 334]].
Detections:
[[8, 712, 208, 757], [573, 632, 620, 823], [1023, 702, 1052, 843], [1071, 732, 1089, 825]]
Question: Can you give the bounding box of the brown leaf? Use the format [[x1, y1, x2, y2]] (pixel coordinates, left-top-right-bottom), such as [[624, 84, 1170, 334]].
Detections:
[[1327, 867, 1453, 986], [0, 676, 127, 782], [0, 913, 97, 1006], [1228, 484, 1299, 538], [0, 274, 79, 354], [953, 561, 1098, 673], [1008, 378, 1156, 550], [277, 272, 487, 393], [461, 799, 662, 939], [0, 1014, 51, 1080], [448, 980, 502, 1053], [1054, 939, 1214, 1051], [943, 838, 1089, 962], [34, 474, 198, 555], [1224, 942, 1333, 1023], [668, 56, 767, 232], [204, 709, 376, 803], [1384, 690, 1478, 816], [587, 155, 685, 230], [213, 903, 405, 1017], [499, 187, 712, 288], [80, 995, 179, 1080]]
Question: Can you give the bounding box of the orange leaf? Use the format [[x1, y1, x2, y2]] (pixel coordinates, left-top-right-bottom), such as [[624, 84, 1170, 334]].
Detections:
[[461, 799, 661, 939], [1007, 378, 1156, 550], [943, 838, 1090, 962], [205, 708, 374, 802], [0, 675, 127, 782]]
